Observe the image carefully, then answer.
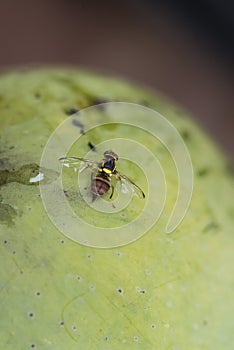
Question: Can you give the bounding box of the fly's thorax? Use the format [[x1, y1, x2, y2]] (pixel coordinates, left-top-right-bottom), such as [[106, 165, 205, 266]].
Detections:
[[103, 158, 116, 171]]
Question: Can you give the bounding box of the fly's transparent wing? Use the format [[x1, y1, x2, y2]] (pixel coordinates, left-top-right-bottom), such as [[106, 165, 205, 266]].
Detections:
[[120, 181, 130, 194], [59, 157, 100, 173], [115, 172, 145, 199]]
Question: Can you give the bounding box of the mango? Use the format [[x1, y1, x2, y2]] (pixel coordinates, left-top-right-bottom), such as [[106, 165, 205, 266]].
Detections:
[[0, 68, 233, 349]]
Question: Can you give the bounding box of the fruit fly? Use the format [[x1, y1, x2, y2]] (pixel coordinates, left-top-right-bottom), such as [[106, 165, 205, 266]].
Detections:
[[59, 150, 145, 202]]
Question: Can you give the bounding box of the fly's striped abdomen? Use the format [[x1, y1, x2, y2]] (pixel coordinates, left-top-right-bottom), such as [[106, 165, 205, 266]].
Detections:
[[91, 174, 110, 201]]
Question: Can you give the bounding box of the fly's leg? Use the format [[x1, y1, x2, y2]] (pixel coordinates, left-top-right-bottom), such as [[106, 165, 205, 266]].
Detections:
[[109, 184, 114, 199], [92, 193, 97, 202], [91, 172, 97, 202]]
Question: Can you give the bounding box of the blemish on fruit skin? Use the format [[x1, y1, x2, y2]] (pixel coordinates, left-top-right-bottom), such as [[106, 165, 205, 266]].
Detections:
[[64, 107, 79, 115], [0, 169, 9, 185], [180, 130, 190, 141], [92, 97, 110, 109], [115, 251, 122, 257], [0, 202, 17, 226], [28, 312, 35, 318], [71, 118, 85, 135], [89, 285, 96, 291], [63, 190, 69, 197], [202, 221, 220, 233], [34, 92, 41, 99], [117, 287, 124, 295], [133, 335, 139, 342], [141, 100, 151, 107], [136, 286, 146, 294], [197, 168, 210, 177], [0, 163, 43, 187]]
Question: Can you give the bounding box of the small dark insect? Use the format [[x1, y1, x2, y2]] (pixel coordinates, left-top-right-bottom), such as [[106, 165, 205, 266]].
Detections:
[[88, 141, 97, 152], [59, 150, 145, 202]]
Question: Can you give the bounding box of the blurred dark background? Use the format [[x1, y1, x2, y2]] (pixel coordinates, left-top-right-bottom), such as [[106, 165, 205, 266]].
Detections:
[[0, 0, 233, 161]]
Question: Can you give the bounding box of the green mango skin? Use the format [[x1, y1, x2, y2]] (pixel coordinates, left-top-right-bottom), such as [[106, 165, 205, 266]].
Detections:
[[0, 68, 233, 350]]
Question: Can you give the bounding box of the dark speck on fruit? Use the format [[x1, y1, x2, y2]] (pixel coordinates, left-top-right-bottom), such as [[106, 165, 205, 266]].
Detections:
[[181, 130, 190, 141], [72, 119, 85, 134], [203, 221, 220, 233], [90, 98, 111, 111], [92, 97, 110, 107], [65, 107, 79, 115], [34, 92, 41, 99], [117, 288, 124, 295], [197, 168, 210, 177], [141, 100, 150, 107]]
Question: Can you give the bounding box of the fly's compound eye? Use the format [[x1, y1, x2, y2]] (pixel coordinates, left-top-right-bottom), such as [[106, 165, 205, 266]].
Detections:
[[104, 150, 118, 160], [104, 150, 111, 156]]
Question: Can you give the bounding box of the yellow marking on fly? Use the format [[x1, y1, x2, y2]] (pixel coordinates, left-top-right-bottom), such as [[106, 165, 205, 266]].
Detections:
[[102, 168, 112, 174]]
